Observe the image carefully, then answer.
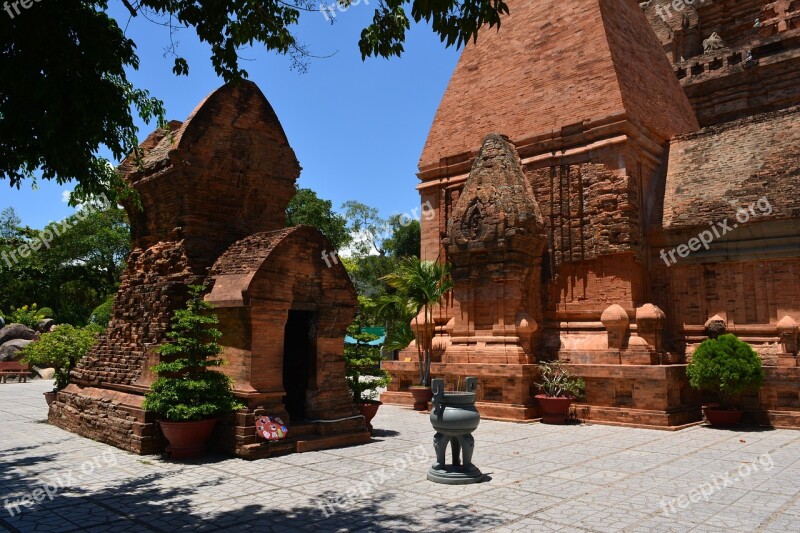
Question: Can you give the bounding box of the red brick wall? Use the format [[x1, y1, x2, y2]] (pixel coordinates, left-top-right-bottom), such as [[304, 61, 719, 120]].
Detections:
[[419, 0, 696, 168], [663, 107, 800, 230]]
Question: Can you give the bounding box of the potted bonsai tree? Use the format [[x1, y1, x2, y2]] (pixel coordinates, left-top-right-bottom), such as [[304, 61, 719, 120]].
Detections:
[[534, 360, 585, 424], [687, 333, 764, 427], [21, 324, 101, 405], [143, 286, 243, 459], [344, 322, 391, 432], [382, 257, 452, 411]]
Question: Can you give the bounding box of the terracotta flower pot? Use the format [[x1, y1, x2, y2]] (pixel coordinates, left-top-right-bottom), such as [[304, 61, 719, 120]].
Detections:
[[357, 400, 382, 432], [703, 407, 743, 427], [44, 391, 57, 406], [410, 387, 434, 411], [159, 418, 219, 459], [535, 395, 574, 424]]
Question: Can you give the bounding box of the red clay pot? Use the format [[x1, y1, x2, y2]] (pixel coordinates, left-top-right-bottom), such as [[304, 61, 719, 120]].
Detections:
[[703, 407, 743, 427], [409, 387, 433, 411], [357, 400, 382, 432], [536, 395, 574, 424], [159, 418, 219, 459], [44, 391, 57, 406]]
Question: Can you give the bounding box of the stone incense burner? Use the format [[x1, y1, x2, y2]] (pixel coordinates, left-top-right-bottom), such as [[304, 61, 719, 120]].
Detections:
[[427, 377, 484, 484]]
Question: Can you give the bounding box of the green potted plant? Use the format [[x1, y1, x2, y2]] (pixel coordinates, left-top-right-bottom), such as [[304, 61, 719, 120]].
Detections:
[[21, 324, 101, 405], [143, 286, 243, 459], [534, 360, 585, 424], [382, 257, 452, 411], [687, 333, 764, 427], [344, 323, 391, 432]]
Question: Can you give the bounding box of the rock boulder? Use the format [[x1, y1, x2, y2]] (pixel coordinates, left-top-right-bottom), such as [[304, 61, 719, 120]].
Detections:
[[0, 339, 33, 361], [0, 324, 37, 345]]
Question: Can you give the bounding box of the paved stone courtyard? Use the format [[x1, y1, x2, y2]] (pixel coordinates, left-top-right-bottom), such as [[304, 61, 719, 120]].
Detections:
[[1, 380, 799, 532]]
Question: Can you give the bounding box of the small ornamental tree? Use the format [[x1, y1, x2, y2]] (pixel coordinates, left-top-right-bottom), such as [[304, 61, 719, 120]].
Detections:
[[687, 334, 765, 409], [344, 323, 391, 403], [21, 324, 102, 390], [143, 286, 243, 422]]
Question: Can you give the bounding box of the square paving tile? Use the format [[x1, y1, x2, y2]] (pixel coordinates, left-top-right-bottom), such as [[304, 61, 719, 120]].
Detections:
[[1, 380, 799, 533]]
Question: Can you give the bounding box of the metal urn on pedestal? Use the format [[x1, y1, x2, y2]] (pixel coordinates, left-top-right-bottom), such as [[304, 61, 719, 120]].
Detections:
[[427, 377, 484, 484]]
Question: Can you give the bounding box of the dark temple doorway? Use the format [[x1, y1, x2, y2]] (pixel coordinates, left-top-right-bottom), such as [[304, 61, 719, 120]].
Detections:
[[283, 310, 315, 422]]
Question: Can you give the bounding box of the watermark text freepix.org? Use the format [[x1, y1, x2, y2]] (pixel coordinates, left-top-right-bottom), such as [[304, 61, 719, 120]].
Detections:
[[320, 0, 369, 22], [316, 444, 429, 517], [321, 200, 435, 268], [659, 196, 772, 267], [1, 194, 112, 269], [4, 0, 45, 20], [660, 452, 774, 516], [4, 450, 118, 517], [654, 0, 714, 22]]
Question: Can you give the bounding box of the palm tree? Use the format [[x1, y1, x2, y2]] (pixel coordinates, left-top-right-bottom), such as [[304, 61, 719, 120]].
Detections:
[[376, 293, 416, 355], [381, 257, 452, 386]]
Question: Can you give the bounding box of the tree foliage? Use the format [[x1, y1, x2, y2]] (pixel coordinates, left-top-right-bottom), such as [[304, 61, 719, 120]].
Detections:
[[342, 200, 389, 257], [286, 188, 351, 251], [0, 208, 21, 240], [383, 215, 420, 258], [1, 1, 509, 201], [687, 334, 765, 409], [0, 2, 166, 201], [0, 204, 130, 325], [381, 257, 451, 386], [143, 286, 243, 422]]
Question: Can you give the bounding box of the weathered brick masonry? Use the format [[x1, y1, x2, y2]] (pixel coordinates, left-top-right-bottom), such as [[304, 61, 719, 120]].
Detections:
[[384, 0, 800, 428], [50, 81, 369, 457]]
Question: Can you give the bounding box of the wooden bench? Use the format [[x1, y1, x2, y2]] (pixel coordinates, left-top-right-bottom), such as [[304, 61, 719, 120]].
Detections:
[[0, 362, 29, 383]]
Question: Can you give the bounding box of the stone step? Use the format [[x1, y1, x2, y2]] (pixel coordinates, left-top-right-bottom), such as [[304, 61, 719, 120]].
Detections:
[[294, 431, 371, 453], [238, 430, 371, 459]]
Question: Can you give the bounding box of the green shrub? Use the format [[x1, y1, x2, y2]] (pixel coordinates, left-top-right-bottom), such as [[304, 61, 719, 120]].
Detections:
[[535, 360, 585, 398], [38, 307, 55, 318], [687, 334, 765, 409], [90, 294, 115, 327], [143, 286, 243, 422], [4, 304, 46, 329], [21, 324, 102, 390]]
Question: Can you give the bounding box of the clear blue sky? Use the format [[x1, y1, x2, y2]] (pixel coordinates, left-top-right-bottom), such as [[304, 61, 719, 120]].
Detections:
[[0, 3, 462, 229]]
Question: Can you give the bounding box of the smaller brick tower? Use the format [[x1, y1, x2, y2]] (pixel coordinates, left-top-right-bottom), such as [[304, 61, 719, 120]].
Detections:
[[444, 134, 546, 363], [49, 81, 369, 458]]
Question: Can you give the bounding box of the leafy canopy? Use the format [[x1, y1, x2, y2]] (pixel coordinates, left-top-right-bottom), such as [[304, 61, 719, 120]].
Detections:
[[1, 1, 509, 202], [21, 324, 103, 390], [383, 215, 421, 259], [286, 188, 351, 251], [686, 334, 765, 409], [0, 204, 130, 325], [143, 286, 243, 422], [381, 257, 451, 386]]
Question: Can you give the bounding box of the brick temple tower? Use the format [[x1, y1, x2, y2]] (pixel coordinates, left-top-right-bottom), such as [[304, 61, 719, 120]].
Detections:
[[50, 82, 370, 457], [385, 0, 800, 427]]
